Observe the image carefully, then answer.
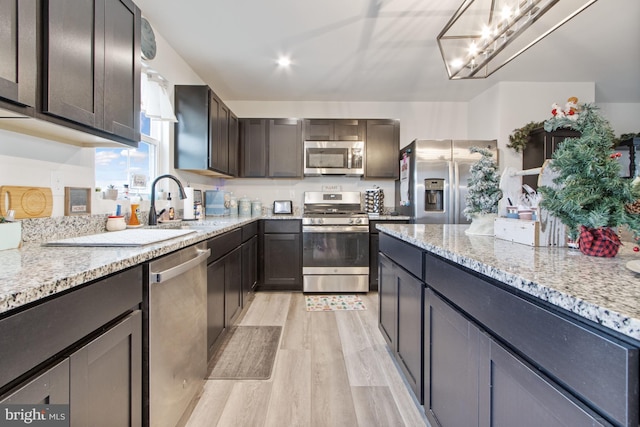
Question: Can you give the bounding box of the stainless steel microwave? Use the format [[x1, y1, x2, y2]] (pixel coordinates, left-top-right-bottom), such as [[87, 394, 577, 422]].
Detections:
[[303, 140, 364, 176]]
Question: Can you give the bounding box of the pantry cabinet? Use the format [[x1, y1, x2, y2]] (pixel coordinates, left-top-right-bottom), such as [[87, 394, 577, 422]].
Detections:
[[43, 0, 141, 145]]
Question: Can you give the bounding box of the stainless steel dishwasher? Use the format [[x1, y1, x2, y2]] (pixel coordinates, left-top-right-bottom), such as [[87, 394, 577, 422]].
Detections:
[[146, 242, 210, 427]]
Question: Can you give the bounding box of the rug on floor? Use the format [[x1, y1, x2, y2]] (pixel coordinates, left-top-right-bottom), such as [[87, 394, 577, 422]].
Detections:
[[305, 294, 367, 311], [207, 325, 282, 380]]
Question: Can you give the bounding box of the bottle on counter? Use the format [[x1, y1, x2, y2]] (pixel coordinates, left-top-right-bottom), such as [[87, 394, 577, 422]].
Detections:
[[251, 199, 262, 217]]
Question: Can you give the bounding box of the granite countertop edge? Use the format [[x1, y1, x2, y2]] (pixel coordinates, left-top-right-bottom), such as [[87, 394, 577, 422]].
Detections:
[[377, 223, 640, 342], [0, 216, 284, 315]]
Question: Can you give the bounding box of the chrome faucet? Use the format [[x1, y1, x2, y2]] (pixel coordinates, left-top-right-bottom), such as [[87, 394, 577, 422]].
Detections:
[[148, 174, 187, 225]]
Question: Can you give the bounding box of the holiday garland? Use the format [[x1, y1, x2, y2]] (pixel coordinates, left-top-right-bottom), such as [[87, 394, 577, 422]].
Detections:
[[539, 103, 640, 240], [507, 121, 544, 152], [464, 146, 502, 220]]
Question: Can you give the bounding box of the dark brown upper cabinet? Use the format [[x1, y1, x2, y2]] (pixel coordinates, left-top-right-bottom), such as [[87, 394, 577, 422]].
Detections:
[[42, 0, 141, 146], [0, 0, 37, 116], [268, 118, 303, 178], [239, 118, 303, 179], [303, 119, 365, 141], [174, 85, 237, 177], [228, 112, 239, 177], [522, 127, 580, 190], [365, 119, 400, 179]]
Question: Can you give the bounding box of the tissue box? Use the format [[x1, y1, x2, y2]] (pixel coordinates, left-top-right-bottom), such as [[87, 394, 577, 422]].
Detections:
[[0, 222, 22, 250], [494, 217, 539, 246]]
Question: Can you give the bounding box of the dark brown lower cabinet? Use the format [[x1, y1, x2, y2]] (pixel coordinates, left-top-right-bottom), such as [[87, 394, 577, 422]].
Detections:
[[241, 234, 258, 304], [378, 252, 423, 402], [70, 311, 142, 427], [259, 220, 302, 291], [424, 290, 613, 427], [1, 311, 142, 427]]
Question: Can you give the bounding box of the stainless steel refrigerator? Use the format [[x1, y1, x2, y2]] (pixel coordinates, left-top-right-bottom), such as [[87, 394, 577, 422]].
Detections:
[[395, 139, 498, 224]]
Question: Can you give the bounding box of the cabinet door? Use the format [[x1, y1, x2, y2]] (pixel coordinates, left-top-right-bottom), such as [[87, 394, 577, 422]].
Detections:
[[240, 118, 267, 177], [208, 93, 222, 171], [303, 119, 333, 140], [44, 0, 101, 128], [522, 128, 580, 190], [334, 119, 365, 141], [478, 333, 611, 427], [424, 288, 480, 427], [268, 118, 302, 178], [0, 0, 37, 111], [225, 247, 242, 326], [365, 119, 400, 179], [369, 234, 379, 290], [397, 267, 423, 403], [102, 0, 140, 141], [261, 233, 302, 289], [70, 310, 142, 427], [207, 258, 226, 359], [174, 85, 210, 170], [216, 102, 230, 174], [228, 112, 239, 177], [241, 235, 258, 305], [378, 253, 397, 350], [1, 359, 69, 405]]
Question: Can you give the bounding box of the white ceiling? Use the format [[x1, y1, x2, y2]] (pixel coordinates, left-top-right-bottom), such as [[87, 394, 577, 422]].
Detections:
[[135, 0, 640, 103]]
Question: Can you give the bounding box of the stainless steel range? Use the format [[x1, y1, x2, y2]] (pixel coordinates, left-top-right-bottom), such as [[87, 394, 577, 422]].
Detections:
[[302, 191, 369, 293]]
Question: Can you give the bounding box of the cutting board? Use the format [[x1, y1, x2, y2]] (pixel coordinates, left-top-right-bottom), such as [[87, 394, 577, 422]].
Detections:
[[0, 186, 53, 219]]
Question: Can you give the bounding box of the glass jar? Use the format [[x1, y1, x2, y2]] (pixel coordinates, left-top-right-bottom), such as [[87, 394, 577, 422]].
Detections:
[[239, 196, 251, 217], [251, 199, 262, 217], [228, 195, 238, 217]]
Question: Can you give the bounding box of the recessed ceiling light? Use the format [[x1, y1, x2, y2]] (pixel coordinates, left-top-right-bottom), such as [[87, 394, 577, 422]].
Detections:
[[277, 56, 291, 67]]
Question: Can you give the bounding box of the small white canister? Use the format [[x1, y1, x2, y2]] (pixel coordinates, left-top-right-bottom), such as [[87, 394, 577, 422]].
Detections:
[[106, 215, 126, 231], [239, 196, 252, 217], [251, 199, 262, 216]]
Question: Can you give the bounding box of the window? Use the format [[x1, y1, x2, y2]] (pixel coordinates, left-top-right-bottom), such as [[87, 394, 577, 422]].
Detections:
[[95, 112, 159, 197]]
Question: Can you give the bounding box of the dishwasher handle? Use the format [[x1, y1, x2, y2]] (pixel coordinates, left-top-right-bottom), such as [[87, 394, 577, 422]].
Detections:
[[150, 248, 211, 284]]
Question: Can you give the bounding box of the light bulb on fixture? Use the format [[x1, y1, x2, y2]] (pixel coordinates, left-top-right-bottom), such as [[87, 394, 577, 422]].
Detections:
[[277, 57, 291, 67]]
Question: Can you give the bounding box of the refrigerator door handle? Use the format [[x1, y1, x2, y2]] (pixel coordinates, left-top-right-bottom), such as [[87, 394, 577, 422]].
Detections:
[[454, 161, 461, 224], [448, 160, 455, 224]]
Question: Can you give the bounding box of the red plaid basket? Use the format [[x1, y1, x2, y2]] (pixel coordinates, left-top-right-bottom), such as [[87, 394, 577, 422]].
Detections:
[[578, 226, 621, 257]]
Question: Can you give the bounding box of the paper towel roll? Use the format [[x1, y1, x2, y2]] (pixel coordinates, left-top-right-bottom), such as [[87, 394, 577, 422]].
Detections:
[[182, 187, 195, 220]]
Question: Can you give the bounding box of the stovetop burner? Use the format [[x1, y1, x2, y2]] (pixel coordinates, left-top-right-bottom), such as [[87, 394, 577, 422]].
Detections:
[[303, 191, 369, 225]]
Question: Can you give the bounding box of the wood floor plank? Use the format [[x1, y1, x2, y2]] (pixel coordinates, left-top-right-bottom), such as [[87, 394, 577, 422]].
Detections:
[[310, 312, 359, 427], [216, 381, 272, 427], [185, 381, 234, 427], [264, 349, 311, 427], [280, 292, 312, 350], [352, 386, 406, 427], [335, 311, 387, 386], [240, 292, 291, 326]]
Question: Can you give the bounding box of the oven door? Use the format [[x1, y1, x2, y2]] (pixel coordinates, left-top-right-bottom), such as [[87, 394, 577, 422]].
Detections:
[[302, 225, 369, 292]]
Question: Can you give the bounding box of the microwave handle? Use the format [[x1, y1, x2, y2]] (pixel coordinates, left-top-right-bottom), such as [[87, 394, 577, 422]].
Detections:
[[347, 148, 352, 169]]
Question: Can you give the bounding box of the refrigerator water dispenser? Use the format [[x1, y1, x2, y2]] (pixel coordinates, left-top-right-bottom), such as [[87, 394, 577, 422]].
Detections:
[[424, 179, 444, 211]]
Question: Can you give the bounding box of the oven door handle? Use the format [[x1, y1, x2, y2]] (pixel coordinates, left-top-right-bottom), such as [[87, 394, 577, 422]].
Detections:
[[302, 225, 369, 233]]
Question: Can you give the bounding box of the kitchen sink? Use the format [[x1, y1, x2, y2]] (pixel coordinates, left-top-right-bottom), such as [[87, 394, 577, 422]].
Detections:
[[42, 229, 197, 247]]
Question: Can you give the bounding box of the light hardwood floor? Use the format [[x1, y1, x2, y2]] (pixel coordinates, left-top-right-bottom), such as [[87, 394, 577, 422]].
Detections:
[[186, 292, 429, 427]]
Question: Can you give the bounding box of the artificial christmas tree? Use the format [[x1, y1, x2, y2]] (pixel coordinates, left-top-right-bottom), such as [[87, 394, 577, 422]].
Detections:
[[464, 146, 502, 235], [539, 102, 640, 257]]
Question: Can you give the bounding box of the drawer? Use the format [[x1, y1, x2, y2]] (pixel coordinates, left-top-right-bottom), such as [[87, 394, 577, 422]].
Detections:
[[425, 252, 638, 427], [379, 233, 423, 279], [207, 228, 242, 262], [262, 219, 300, 233], [241, 222, 258, 242], [0, 266, 142, 390]]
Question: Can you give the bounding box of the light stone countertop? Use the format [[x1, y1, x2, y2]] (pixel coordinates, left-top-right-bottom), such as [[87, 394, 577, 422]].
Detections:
[[377, 223, 640, 342], [0, 217, 269, 315]]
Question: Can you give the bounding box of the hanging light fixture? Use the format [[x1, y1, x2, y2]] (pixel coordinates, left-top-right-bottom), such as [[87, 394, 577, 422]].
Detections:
[[437, 0, 598, 79]]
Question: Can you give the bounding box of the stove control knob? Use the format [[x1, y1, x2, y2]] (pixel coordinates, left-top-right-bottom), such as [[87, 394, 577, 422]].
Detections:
[[316, 218, 323, 225], [353, 218, 362, 224]]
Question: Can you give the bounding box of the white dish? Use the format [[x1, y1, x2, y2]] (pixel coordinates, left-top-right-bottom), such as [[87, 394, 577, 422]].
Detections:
[[126, 224, 144, 229], [625, 260, 640, 273]]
